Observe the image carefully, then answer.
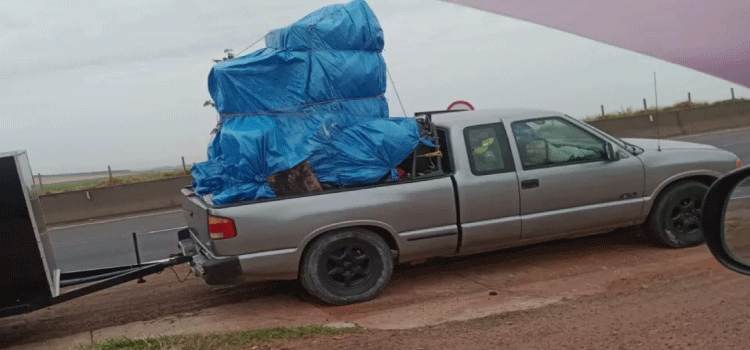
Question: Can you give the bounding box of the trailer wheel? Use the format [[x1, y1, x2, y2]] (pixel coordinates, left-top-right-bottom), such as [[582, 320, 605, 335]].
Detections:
[[645, 180, 708, 248], [300, 228, 393, 305]]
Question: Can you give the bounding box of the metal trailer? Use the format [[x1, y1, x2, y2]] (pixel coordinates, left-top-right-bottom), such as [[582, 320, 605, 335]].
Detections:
[[0, 150, 188, 318]]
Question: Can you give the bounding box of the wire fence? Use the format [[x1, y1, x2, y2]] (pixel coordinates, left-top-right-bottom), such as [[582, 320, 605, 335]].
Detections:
[[594, 88, 743, 120]]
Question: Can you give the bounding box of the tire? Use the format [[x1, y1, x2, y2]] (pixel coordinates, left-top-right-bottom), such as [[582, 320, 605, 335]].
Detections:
[[299, 228, 393, 305], [645, 181, 709, 248]]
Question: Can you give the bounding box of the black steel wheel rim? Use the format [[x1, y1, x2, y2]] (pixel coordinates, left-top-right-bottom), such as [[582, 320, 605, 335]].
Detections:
[[667, 194, 703, 235], [323, 240, 375, 289]]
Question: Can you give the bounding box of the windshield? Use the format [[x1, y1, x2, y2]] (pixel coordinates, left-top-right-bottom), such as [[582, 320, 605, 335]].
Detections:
[[567, 115, 641, 153]]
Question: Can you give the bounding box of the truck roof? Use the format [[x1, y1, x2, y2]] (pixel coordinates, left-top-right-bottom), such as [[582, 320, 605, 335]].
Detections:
[[430, 108, 565, 129]]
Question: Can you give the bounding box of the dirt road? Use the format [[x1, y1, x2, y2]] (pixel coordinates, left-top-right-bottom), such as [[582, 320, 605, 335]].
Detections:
[[3, 225, 750, 349], [259, 264, 750, 350]]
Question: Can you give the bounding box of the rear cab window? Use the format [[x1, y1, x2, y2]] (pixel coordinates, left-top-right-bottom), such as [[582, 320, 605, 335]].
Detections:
[[464, 123, 515, 176]]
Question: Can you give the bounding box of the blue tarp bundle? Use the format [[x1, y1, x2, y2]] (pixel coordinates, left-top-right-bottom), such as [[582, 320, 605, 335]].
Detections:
[[192, 0, 426, 205]]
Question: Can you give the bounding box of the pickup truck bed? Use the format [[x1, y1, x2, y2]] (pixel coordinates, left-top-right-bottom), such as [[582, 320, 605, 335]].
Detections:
[[180, 172, 459, 283]]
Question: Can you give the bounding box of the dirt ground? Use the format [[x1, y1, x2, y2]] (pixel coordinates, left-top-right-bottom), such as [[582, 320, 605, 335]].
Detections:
[[256, 267, 750, 350], [3, 222, 750, 349]]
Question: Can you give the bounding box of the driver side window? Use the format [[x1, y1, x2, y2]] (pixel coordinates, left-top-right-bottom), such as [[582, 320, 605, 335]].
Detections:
[[512, 117, 606, 169]]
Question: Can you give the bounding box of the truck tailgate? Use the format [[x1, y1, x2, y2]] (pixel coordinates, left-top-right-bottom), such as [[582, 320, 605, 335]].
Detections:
[[181, 187, 211, 248]]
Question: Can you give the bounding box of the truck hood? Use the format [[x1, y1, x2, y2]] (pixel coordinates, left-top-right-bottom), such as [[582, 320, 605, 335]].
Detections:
[[620, 138, 718, 151]]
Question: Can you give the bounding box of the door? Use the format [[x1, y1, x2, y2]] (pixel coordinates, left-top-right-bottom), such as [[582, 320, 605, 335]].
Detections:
[[509, 116, 645, 239], [453, 122, 522, 255]]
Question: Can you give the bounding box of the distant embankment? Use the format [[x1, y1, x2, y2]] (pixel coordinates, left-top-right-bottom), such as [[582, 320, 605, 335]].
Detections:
[[587, 100, 750, 138]]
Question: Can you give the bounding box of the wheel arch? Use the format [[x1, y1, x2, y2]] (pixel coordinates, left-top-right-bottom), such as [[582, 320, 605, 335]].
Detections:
[[297, 221, 400, 277], [643, 171, 719, 221]]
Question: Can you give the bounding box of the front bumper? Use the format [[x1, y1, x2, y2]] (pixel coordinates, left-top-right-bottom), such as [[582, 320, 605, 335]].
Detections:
[[178, 229, 241, 285]]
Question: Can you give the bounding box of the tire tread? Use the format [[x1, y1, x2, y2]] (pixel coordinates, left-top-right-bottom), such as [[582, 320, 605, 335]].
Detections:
[[299, 228, 393, 305]]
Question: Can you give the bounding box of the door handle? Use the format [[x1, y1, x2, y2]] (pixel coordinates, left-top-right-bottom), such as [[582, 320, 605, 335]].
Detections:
[[521, 179, 540, 189]]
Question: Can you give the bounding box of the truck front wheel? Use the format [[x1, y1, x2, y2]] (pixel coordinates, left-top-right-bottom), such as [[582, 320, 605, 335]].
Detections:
[[300, 228, 393, 305], [646, 180, 709, 248]]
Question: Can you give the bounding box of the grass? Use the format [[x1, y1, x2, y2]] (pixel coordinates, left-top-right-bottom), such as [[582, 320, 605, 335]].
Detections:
[[583, 97, 749, 122], [76, 325, 355, 350], [40, 169, 190, 195]]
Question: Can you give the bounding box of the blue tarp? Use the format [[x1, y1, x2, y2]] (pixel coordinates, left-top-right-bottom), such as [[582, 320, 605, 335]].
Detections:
[[207, 0, 386, 119], [192, 0, 425, 205], [308, 117, 426, 186]]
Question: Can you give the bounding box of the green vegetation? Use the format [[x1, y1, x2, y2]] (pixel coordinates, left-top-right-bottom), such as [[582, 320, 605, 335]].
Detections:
[[77, 325, 355, 350], [40, 169, 190, 195], [584, 98, 749, 122]]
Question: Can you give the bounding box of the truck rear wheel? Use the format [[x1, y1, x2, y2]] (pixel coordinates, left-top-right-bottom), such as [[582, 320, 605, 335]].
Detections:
[[646, 180, 709, 248], [299, 228, 393, 305]]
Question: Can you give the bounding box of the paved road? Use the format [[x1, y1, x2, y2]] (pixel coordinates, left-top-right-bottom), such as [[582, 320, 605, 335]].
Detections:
[[675, 127, 750, 198], [48, 127, 750, 273], [675, 126, 750, 165], [49, 210, 186, 272]]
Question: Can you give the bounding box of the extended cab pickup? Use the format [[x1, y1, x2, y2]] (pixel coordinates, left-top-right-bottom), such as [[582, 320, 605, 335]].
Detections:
[[179, 108, 742, 305]]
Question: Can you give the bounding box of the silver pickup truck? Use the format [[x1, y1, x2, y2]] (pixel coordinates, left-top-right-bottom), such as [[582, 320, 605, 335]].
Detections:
[[179, 108, 742, 305]]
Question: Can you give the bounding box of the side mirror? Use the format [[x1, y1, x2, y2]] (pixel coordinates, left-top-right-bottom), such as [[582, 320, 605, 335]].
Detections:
[[605, 142, 620, 161], [703, 165, 750, 275]]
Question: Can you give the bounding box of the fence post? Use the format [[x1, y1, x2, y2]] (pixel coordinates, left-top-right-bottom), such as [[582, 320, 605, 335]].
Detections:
[[108, 165, 113, 183], [643, 98, 647, 110], [37, 174, 43, 189], [731, 88, 735, 100], [600, 105, 605, 117], [182, 156, 188, 174], [132, 232, 146, 283], [688, 92, 691, 103]]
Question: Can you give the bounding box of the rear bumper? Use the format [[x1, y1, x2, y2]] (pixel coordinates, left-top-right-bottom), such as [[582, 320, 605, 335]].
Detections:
[[178, 229, 299, 285], [178, 229, 241, 285]]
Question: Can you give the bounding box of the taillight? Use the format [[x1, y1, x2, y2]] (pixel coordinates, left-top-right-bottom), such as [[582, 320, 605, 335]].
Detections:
[[208, 216, 236, 240], [737, 159, 744, 169]]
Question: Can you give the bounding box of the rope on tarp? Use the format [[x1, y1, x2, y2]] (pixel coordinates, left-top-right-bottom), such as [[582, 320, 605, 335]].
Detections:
[[210, 93, 387, 134], [237, 35, 269, 56], [219, 93, 387, 118], [386, 66, 408, 117], [418, 151, 442, 158]]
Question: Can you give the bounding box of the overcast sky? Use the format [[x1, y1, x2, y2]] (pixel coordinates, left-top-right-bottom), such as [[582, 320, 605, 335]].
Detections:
[[2, 0, 748, 175]]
